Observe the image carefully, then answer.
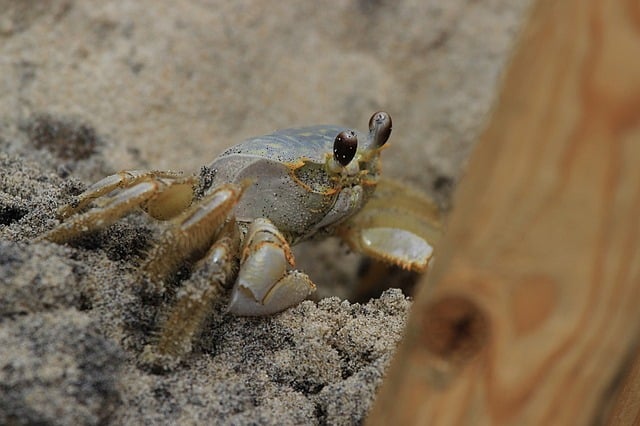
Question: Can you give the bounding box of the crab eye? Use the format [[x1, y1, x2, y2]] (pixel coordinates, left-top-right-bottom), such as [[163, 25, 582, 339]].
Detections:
[[333, 130, 358, 166], [368, 111, 392, 147]]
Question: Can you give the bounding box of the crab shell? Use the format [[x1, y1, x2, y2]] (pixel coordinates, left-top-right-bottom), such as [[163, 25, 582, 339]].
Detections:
[[208, 124, 382, 243]]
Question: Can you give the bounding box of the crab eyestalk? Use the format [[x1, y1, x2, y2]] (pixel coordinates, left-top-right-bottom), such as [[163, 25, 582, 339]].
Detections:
[[368, 111, 392, 148]]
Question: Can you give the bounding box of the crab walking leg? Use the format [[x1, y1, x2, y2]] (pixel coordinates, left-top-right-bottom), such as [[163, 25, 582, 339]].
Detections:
[[228, 218, 316, 316], [151, 234, 239, 361], [43, 181, 164, 243], [43, 174, 198, 243], [336, 178, 444, 272], [141, 184, 244, 286], [57, 170, 189, 219]]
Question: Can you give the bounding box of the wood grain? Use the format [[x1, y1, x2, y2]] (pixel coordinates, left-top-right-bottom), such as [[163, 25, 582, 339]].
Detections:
[[368, 0, 640, 424]]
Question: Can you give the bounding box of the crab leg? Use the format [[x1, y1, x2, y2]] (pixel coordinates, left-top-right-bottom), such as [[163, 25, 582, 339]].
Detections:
[[147, 233, 239, 364], [228, 218, 316, 316], [43, 180, 164, 243], [58, 170, 189, 219], [44, 171, 197, 243], [141, 184, 244, 287]]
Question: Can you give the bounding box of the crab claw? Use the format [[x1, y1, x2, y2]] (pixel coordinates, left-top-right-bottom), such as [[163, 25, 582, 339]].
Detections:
[[351, 228, 435, 271], [228, 218, 316, 315], [336, 178, 443, 272]]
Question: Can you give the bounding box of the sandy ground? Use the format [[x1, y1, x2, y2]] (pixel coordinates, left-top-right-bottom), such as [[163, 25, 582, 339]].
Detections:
[[0, 1, 530, 424]]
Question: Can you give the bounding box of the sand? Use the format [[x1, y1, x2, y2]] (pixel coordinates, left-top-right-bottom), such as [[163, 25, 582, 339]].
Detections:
[[0, 1, 530, 424]]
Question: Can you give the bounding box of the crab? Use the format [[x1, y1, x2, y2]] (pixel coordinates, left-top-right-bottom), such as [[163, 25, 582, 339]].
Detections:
[[42, 111, 442, 362]]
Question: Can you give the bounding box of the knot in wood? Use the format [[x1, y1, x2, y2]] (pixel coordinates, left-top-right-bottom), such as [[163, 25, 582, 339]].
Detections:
[[421, 294, 489, 363]]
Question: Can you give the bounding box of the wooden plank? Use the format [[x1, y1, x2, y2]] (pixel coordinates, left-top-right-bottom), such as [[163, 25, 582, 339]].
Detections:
[[367, 0, 640, 424]]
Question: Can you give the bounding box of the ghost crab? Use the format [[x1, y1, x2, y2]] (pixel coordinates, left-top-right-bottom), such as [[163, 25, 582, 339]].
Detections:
[[43, 111, 442, 362]]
